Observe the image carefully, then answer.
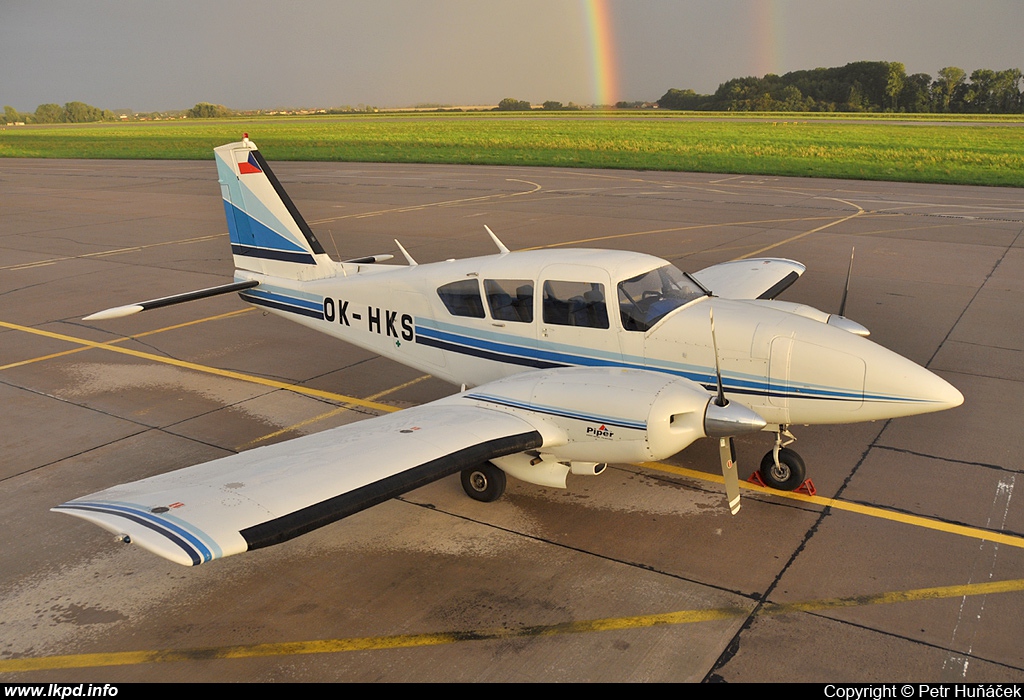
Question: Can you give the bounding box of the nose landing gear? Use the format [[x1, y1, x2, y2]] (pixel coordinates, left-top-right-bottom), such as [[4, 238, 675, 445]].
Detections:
[[758, 447, 806, 491], [752, 427, 815, 494]]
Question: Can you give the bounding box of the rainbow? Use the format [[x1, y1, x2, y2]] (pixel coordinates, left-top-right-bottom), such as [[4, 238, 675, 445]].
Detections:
[[752, 0, 784, 77], [581, 0, 618, 106]]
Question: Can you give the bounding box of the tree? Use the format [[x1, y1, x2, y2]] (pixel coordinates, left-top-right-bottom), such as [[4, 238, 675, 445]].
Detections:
[[34, 103, 63, 123], [657, 88, 708, 110], [779, 85, 807, 111], [542, 101, 563, 110], [187, 102, 232, 118], [845, 82, 865, 112], [496, 98, 531, 111], [900, 73, 932, 113], [63, 101, 107, 122], [989, 69, 1022, 113], [658, 61, 1021, 114], [932, 66, 966, 112], [885, 62, 906, 111], [4, 105, 21, 124]]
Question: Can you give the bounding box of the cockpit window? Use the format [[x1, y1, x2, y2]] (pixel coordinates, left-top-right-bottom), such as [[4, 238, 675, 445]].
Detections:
[[484, 279, 533, 322], [437, 279, 485, 318], [542, 280, 609, 329], [618, 264, 705, 331]]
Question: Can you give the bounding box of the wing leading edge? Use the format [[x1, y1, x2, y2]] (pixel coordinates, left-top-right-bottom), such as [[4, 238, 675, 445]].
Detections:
[[54, 403, 542, 566], [56, 365, 761, 567]]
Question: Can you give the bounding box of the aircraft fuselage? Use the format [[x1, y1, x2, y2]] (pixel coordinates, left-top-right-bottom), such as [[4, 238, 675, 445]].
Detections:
[[235, 247, 962, 428]]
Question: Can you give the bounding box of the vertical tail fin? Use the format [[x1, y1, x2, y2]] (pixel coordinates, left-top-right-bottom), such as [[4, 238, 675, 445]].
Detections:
[[214, 137, 336, 280]]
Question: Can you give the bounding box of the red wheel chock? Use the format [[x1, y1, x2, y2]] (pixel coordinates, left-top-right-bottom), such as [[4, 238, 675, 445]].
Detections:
[[746, 472, 816, 496], [796, 479, 816, 496]]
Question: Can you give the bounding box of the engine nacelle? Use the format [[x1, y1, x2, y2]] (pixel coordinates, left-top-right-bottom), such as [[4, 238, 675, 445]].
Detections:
[[489, 454, 606, 489], [463, 367, 764, 467], [748, 299, 869, 336]]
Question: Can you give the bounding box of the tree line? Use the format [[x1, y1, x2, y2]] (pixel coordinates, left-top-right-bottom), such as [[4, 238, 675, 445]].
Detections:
[[5, 101, 115, 124], [658, 62, 1023, 113], [8, 65, 1023, 123]]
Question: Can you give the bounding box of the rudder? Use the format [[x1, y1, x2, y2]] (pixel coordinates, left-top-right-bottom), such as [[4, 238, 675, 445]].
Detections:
[[214, 137, 335, 280]]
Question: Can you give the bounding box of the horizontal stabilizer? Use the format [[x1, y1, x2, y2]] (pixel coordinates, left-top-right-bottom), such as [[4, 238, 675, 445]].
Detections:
[[83, 281, 259, 320], [342, 254, 394, 264]]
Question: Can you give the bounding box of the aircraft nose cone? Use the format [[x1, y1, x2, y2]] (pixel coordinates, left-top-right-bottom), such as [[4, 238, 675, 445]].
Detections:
[[919, 370, 964, 411], [871, 358, 964, 419]]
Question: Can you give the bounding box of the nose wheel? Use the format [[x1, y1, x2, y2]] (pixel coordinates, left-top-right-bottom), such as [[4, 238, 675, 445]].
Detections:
[[749, 427, 814, 493], [758, 447, 806, 491], [461, 463, 506, 502]]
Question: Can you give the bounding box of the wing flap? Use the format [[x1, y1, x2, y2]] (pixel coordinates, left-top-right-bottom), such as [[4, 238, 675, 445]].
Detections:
[[55, 404, 542, 566], [692, 258, 805, 300]]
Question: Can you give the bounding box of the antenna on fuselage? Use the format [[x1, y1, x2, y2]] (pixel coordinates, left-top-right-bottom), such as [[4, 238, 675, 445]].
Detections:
[[827, 247, 870, 336], [838, 247, 855, 318], [709, 308, 727, 408], [395, 239, 418, 266], [484, 225, 510, 254]]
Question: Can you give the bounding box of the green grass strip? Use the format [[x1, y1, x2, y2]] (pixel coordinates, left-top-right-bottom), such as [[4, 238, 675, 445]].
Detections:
[[2, 113, 1022, 187]]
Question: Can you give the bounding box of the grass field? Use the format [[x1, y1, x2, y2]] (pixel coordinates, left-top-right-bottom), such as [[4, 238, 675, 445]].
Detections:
[[2, 112, 1023, 187]]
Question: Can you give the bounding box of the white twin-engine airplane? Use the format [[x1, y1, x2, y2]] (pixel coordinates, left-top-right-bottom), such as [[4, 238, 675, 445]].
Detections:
[[55, 137, 964, 567]]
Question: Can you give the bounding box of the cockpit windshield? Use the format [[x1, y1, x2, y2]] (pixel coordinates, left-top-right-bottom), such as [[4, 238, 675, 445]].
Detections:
[[618, 264, 707, 331]]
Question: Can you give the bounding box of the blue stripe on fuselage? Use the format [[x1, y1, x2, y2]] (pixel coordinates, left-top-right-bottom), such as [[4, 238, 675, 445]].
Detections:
[[466, 393, 647, 430], [413, 318, 921, 405], [234, 293, 921, 405]]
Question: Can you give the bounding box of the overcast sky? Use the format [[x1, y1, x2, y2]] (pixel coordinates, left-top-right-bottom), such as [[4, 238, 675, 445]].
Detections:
[[2, 0, 1021, 112]]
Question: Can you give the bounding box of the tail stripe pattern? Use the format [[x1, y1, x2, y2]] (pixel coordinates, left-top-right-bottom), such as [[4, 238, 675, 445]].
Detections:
[[214, 139, 333, 278]]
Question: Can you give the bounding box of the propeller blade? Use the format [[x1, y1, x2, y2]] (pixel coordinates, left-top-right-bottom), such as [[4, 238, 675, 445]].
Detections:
[[709, 305, 757, 515], [719, 437, 741, 515]]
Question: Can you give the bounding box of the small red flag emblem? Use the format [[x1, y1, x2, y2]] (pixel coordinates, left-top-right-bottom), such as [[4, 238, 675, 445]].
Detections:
[[237, 152, 262, 175]]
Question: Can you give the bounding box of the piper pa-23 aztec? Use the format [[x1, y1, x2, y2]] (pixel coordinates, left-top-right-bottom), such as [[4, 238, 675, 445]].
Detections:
[[55, 137, 964, 567]]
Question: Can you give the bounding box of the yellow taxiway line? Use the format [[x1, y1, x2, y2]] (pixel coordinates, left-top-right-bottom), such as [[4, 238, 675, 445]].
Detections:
[[0, 319, 399, 415], [3, 233, 227, 272], [640, 461, 1024, 550], [4, 318, 1019, 552], [3, 319, 1023, 674], [3, 577, 1022, 673], [6, 317, 1015, 552], [0, 308, 255, 372]]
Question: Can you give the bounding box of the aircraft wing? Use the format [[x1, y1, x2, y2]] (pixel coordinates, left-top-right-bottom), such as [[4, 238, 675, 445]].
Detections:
[[54, 402, 543, 566], [692, 258, 805, 300]]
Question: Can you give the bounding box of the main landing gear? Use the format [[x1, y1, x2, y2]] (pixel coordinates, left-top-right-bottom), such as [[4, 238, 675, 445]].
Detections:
[[460, 430, 815, 502], [461, 462, 506, 502], [753, 427, 814, 494]]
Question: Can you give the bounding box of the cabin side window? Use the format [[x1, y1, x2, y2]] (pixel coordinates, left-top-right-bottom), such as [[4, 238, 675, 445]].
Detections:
[[542, 280, 609, 329], [437, 279, 485, 318], [484, 279, 534, 323]]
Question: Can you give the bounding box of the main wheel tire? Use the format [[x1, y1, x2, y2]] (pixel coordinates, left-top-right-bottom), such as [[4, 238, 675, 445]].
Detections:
[[759, 448, 806, 491], [461, 463, 506, 502]]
